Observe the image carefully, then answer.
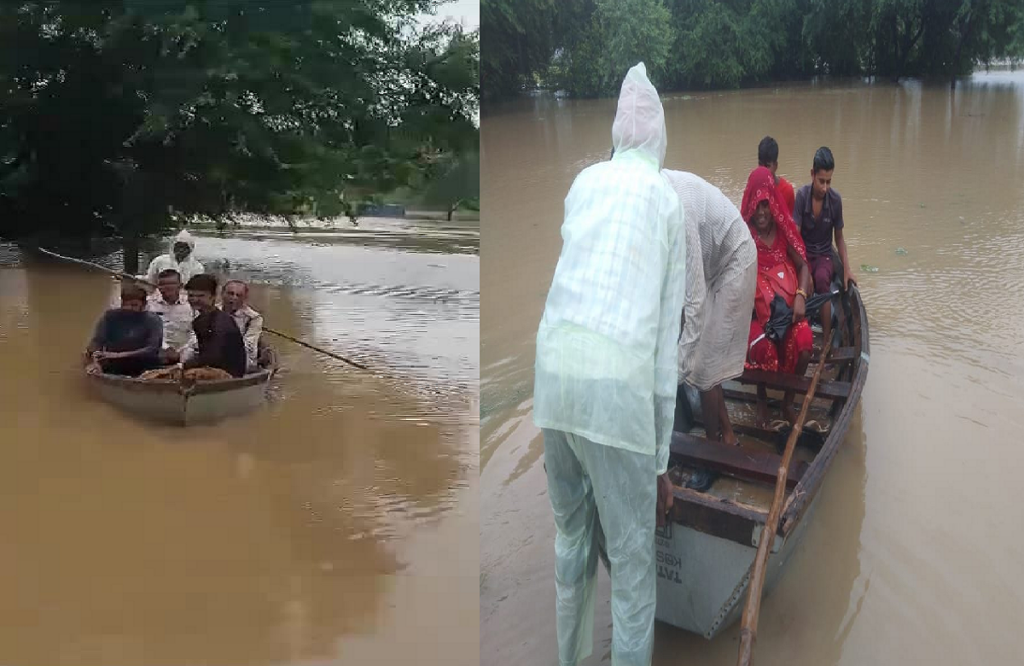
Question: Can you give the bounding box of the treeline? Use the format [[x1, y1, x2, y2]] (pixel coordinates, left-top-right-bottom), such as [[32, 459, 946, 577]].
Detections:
[[482, 0, 1024, 100], [0, 1, 479, 270]]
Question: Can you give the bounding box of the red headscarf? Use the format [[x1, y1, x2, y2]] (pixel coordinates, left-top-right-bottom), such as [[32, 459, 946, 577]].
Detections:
[[741, 166, 806, 262]]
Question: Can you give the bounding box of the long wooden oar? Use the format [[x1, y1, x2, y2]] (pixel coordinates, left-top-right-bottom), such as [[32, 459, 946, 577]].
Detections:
[[34, 246, 371, 372], [736, 333, 833, 666]]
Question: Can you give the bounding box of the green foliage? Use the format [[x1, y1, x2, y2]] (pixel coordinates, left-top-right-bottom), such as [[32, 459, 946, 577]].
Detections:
[[801, 0, 869, 76], [0, 0, 479, 244], [480, 0, 557, 100], [418, 149, 480, 219], [545, 0, 674, 97], [596, 0, 674, 89], [484, 0, 1024, 98], [674, 1, 747, 88]]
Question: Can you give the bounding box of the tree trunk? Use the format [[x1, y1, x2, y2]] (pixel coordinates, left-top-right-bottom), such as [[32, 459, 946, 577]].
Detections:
[[122, 232, 140, 275], [894, 13, 926, 83], [952, 6, 974, 90], [892, 16, 901, 82]]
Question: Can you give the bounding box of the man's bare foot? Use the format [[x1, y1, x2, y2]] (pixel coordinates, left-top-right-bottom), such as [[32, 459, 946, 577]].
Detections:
[[713, 430, 741, 447]]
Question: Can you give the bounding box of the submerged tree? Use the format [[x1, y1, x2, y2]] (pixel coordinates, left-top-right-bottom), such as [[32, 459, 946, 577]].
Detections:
[[0, 1, 479, 271]]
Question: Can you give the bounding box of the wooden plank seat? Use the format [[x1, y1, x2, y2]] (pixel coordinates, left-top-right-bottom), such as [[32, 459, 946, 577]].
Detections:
[[687, 418, 830, 448], [736, 369, 851, 400], [815, 346, 858, 364], [669, 432, 808, 488]]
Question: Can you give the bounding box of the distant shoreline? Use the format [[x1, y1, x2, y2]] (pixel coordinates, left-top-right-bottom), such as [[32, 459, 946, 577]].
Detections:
[[186, 209, 480, 233]]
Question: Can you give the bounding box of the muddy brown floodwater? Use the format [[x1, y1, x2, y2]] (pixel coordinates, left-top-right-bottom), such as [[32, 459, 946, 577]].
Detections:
[[0, 219, 478, 665], [481, 71, 1024, 665]]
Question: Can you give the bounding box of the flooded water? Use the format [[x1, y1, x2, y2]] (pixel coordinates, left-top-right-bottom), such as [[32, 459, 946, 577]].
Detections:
[[481, 71, 1024, 665], [0, 221, 478, 665]]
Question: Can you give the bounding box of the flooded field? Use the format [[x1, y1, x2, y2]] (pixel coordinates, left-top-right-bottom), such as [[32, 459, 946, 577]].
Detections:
[[481, 71, 1024, 665], [0, 220, 479, 665]]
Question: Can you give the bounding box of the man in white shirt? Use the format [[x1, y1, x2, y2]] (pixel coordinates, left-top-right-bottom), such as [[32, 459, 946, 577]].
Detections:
[[662, 170, 757, 446], [145, 269, 196, 363], [533, 62, 686, 666], [221, 279, 264, 372]]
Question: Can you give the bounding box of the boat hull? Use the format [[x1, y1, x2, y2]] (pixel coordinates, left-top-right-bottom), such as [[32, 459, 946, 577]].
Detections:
[[86, 369, 273, 426], [654, 490, 821, 638], [656, 284, 869, 638]]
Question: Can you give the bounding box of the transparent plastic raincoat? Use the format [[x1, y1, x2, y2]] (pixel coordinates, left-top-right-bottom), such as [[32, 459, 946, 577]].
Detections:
[[145, 230, 205, 285], [107, 230, 206, 309], [533, 62, 686, 666]]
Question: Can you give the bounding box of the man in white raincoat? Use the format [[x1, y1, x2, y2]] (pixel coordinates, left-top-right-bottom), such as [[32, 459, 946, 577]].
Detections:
[[662, 170, 756, 446], [533, 62, 686, 666], [145, 229, 205, 285], [107, 230, 206, 310]]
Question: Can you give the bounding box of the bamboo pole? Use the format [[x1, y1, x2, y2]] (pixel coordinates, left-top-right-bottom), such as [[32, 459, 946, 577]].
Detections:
[[736, 334, 833, 666], [34, 246, 372, 372]]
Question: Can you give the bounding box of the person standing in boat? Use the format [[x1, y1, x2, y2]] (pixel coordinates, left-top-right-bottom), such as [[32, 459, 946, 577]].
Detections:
[[106, 229, 207, 310], [792, 146, 856, 346], [742, 167, 814, 427], [221, 279, 265, 372], [182, 274, 247, 378], [145, 229, 205, 286], [85, 283, 164, 377], [758, 136, 796, 214], [533, 62, 685, 666], [662, 170, 757, 446], [145, 269, 196, 364]]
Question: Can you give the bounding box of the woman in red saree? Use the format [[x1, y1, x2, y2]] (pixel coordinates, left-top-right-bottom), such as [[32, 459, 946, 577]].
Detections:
[[741, 166, 814, 427]]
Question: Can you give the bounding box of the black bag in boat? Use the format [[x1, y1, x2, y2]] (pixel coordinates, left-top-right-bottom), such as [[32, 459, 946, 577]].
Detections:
[[761, 290, 838, 344]]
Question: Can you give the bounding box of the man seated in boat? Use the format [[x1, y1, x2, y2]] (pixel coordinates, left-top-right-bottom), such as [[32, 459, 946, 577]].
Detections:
[[220, 279, 265, 372], [145, 269, 196, 364], [792, 147, 856, 346], [182, 274, 248, 378], [85, 283, 164, 377]]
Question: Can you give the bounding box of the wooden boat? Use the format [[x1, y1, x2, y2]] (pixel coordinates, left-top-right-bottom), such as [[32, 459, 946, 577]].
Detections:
[[655, 285, 869, 638], [84, 347, 279, 426]]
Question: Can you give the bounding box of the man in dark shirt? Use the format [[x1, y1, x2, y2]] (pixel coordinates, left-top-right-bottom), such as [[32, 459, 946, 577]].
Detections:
[[182, 274, 248, 378], [793, 146, 856, 346], [86, 283, 163, 376]]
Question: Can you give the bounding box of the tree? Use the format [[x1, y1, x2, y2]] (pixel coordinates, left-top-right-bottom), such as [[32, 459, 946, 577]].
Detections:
[[481, 0, 1024, 98], [596, 0, 674, 89], [674, 2, 747, 89], [0, 1, 478, 271], [801, 0, 869, 77], [480, 0, 557, 101], [419, 149, 479, 220], [545, 0, 673, 97]]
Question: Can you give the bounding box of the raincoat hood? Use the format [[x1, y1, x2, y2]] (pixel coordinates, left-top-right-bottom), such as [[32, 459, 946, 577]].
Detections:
[[611, 62, 668, 169], [171, 230, 195, 254]]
